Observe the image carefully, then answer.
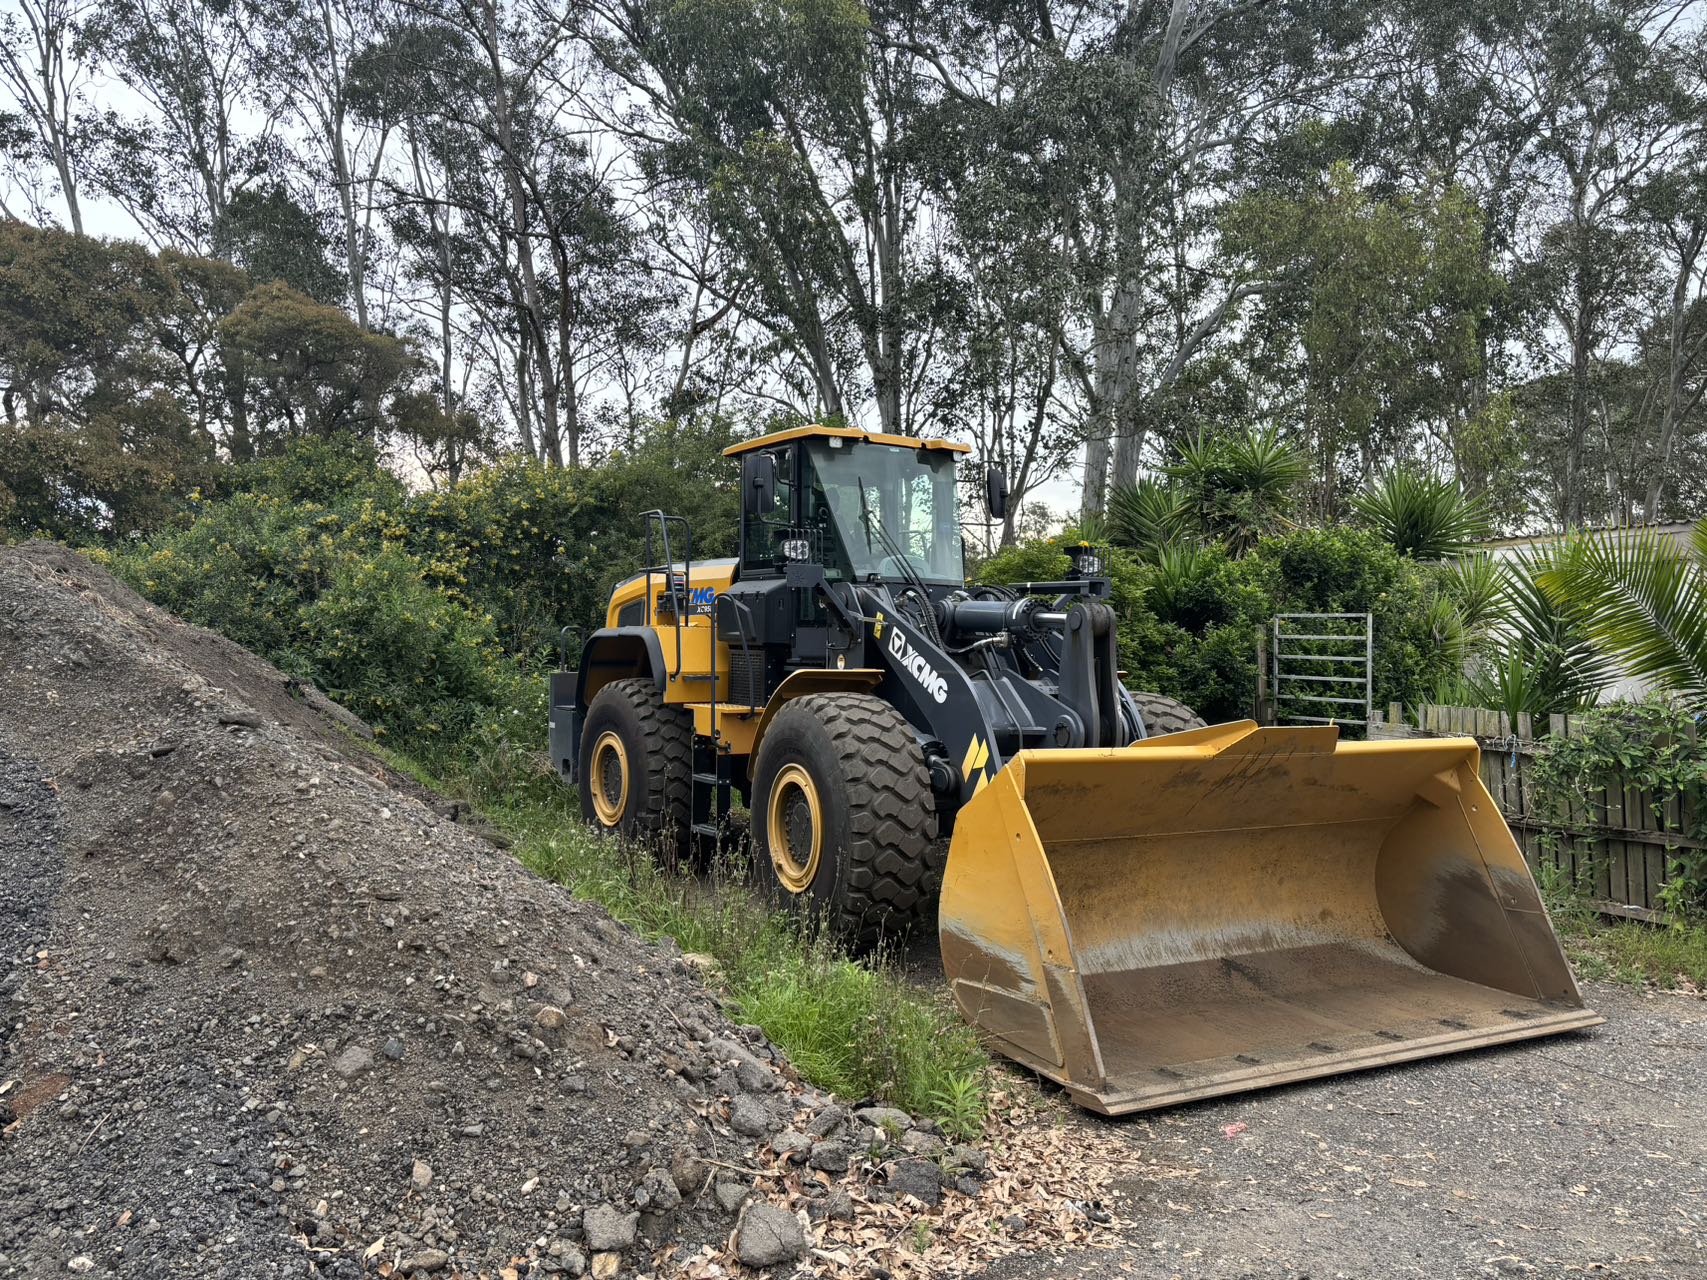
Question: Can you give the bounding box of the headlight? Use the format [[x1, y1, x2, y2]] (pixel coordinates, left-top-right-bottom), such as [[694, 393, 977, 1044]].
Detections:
[[1070, 543, 1104, 577]]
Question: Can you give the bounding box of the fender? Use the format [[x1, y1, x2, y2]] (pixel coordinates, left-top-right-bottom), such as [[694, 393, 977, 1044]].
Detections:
[[550, 628, 667, 783], [575, 627, 667, 706], [748, 668, 885, 761]]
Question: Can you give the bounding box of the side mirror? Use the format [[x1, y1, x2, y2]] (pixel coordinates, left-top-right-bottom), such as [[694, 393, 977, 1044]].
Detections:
[[983, 464, 1009, 521], [744, 451, 778, 514]]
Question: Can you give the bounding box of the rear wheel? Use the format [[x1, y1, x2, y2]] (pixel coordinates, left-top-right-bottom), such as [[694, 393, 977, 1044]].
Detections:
[[578, 677, 692, 858], [751, 693, 939, 951], [1128, 690, 1206, 738]]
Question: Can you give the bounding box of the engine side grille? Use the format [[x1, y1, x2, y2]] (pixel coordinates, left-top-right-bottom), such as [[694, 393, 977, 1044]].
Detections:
[[728, 649, 767, 708]]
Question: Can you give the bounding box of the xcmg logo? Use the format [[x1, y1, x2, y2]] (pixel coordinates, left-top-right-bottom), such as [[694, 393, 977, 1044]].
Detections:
[[887, 626, 948, 704], [686, 586, 717, 608]]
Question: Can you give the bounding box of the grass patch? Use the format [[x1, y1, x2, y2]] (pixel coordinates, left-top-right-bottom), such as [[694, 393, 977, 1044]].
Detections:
[[1558, 916, 1707, 990], [397, 753, 990, 1125], [1539, 861, 1707, 990]]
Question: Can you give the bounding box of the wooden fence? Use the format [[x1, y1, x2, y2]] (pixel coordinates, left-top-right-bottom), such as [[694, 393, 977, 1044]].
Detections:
[[1369, 704, 1699, 921]]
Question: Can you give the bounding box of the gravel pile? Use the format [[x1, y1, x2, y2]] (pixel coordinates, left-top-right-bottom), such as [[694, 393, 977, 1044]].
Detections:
[[0, 543, 984, 1278]]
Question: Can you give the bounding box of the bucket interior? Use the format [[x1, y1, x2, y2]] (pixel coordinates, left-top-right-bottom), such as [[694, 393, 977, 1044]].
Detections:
[[1012, 734, 1597, 1110]]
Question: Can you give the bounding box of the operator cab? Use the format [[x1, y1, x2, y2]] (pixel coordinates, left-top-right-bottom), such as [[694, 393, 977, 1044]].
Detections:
[[730, 426, 970, 593]]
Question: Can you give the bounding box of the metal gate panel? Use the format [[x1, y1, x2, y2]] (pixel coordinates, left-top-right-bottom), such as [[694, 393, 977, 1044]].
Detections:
[[1271, 613, 1372, 730]]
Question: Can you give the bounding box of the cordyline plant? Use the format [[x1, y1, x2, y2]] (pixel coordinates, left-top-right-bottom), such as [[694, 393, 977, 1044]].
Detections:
[[1351, 467, 1491, 560]]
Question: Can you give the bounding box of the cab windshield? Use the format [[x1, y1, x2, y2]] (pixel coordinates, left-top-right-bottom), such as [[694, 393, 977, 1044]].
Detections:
[[805, 440, 964, 584]]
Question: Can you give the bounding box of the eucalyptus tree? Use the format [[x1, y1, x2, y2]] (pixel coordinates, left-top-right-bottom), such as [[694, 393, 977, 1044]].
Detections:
[[1513, 0, 1695, 526], [583, 0, 945, 435], [908, 0, 1373, 518], [901, 8, 1086, 544], [349, 21, 480, 424], [248, 0, 398, 330], [87, 0, 275, 251], [1630, 30, 1707, 521], [1221, 166, 1500, 519], [0, 0, 98, 232], [353, 3, 666, 467]]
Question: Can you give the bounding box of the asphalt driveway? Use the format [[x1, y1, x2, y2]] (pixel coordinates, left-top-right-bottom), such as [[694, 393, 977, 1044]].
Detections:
[[977, 982, 1706, 1279]]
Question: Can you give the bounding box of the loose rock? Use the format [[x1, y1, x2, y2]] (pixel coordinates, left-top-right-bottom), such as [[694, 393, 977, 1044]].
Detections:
[[713, 1180, 752, 1214], [734, 1200, 806, 1267], [331, 1045, 374, 1079], [854, 1105, 912, 1131], [582, 1204, 639, 1253], [728, 1094, 776, 1138], [807, 1140, 851, 1172], [882, 1157, 944, 1207]]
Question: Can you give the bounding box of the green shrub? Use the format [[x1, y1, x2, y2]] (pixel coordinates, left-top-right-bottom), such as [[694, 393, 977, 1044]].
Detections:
[[408, 457, 598, 665], [1351, 467, 1491, 559], [1528, 700, 1707, 918], [407, 420, 741, 664], [977, 533, 1152, 620], [980, 525, 1461, 724], [104, 479, 520, 753], [208, 435, 407, 510], [1244, 526, 1460, 714]]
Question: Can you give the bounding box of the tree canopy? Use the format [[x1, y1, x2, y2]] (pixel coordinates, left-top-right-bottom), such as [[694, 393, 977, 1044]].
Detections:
[[2, 0, 1704, 538]]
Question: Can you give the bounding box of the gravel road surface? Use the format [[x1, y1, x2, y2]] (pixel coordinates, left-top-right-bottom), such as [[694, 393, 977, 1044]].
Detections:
[[978, 981, 1705, 1279]]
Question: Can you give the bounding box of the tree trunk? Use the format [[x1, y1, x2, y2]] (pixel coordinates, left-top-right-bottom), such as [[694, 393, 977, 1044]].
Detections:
[[333, 128, 366, 327], [480, 0, 559, 464], [1643, 225, 1706, 522], [223, 355, 252, 463], [1082, 278, 1143, 515], [1564, 300, 1592, 528]]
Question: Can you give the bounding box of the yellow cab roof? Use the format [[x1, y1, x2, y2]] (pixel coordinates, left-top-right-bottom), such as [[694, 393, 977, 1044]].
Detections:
[[722, 424, 972, 458]]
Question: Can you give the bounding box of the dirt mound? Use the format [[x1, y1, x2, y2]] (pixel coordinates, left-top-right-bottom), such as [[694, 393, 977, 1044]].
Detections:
[[0, 543, 969, 1278]]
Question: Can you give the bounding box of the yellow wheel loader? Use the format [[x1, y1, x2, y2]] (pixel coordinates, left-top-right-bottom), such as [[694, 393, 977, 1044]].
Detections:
[[548, 425, 1600, 1114]]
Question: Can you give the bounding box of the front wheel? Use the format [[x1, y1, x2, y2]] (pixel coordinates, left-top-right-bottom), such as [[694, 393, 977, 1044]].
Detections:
[[751, 693, 939, 952]]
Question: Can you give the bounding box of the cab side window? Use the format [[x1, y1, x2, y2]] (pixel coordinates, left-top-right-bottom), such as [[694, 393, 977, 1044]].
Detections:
[[742, 446, 794, 572]]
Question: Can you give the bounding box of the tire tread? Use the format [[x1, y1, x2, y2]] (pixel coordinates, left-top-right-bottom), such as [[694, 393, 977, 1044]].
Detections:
[[775, 693, 938, 951]]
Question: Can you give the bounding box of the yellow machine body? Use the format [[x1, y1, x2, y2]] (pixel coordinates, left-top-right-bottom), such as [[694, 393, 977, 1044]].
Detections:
[[939, 721, 1601, 1114], [604, 561, 740, 708]]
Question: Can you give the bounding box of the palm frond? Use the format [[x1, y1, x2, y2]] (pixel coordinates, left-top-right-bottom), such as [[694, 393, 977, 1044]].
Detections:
[[1535, 526, 1707, 704], [1500, 546, 1620, 710], [1162, 431, 1219, 491], [1465, 648, 1556, 722], [1157, 427, 1305, 554], [1147, 540, 1216, 625], [1438, 552, 1507, 635], [1221, 425, 1309, 496]]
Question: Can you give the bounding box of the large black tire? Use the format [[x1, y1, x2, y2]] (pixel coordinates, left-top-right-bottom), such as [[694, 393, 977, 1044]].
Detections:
[[578, 677, 692, 859], [1128, 690, 1206, 738], [751, 693, 939, 952]]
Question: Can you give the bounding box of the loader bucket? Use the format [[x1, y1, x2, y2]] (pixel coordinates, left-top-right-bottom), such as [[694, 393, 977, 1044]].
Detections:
[[939, 722, 1601, 1114]]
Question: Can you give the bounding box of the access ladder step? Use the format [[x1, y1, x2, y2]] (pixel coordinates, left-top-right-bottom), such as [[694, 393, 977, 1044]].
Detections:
[[691, 822, 722, 839], [691, 772, 721, 786]]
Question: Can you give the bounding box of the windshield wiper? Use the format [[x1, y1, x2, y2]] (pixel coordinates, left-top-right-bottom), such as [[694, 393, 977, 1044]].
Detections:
[[859, 482, 931, 594]]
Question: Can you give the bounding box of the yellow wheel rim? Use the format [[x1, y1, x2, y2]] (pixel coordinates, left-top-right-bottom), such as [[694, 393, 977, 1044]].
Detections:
[[767, 763, 822, 894], [589, 730, 629, 826]]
